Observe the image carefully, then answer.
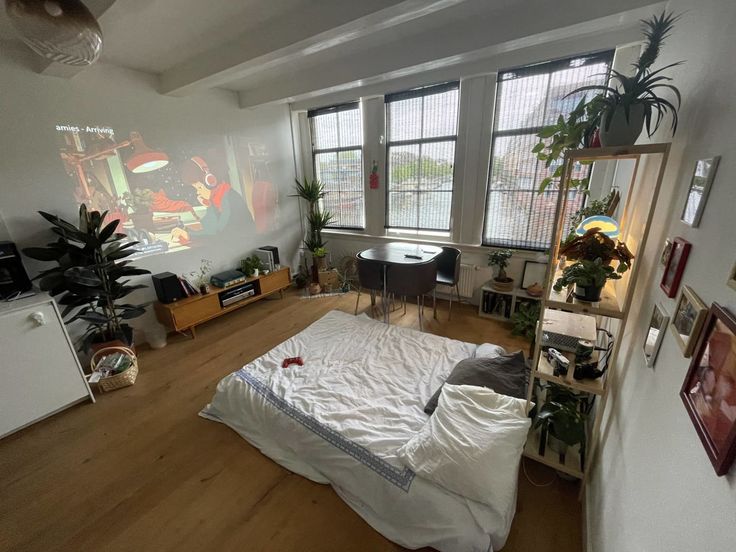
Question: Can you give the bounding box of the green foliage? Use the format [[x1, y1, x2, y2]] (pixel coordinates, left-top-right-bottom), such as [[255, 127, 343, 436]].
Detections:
[[293, 178, 327, 206], [568, 191, 616, 231], [559, 229, 633, 273], [188, 258, 213, 287], [312, 247, 327, 258], [511, 301, 540, 342], [553, 258, 622, 293], [488, 249, 513, 280], [533, 383, 589, 447], [22, 204, 150, 352], [240, 255, 264, 277], [390, 155, 453, 185], [294, 178, 333, 255]]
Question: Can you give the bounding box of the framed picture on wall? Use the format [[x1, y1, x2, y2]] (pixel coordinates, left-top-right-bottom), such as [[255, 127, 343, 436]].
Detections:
[[728, 261, 736, 292], [671, 286, 708, 357], [521, 260, 546, 290], [680, 303, 736, 476], [681, 156, 720, 227], [660, 238, 673, 267], [660, 237, 691, 298], [644, 303, 669, 367]]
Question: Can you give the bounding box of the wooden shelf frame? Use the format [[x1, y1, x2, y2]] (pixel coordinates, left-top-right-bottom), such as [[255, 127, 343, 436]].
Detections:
[[523, 143, 671, 480]]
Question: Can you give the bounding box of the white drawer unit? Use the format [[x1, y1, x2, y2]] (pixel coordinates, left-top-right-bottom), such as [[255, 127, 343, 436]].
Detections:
[[0, 293, 94, 438]]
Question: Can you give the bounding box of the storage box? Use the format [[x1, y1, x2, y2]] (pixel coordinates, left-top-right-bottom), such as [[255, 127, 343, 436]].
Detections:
[[318, 269, 340, 292]]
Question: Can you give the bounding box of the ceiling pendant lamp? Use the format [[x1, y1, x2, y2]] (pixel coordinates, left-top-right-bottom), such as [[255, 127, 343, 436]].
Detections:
[[5, 0, 103, 66], [125, 132, 170, 174]]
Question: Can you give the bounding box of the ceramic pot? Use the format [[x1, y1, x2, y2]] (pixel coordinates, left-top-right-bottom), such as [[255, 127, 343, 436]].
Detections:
[[599, 103, 645, 147], [574, 283, 603, 302]]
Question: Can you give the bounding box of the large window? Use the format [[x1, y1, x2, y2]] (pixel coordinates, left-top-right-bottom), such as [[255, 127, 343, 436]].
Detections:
[[309, 102, 364, 229], [482, 52, 614, 250], [385, 82, 459, 232]]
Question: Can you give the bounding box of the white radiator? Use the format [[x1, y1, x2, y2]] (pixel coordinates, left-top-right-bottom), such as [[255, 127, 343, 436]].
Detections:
[[437, 263, 480, 298]]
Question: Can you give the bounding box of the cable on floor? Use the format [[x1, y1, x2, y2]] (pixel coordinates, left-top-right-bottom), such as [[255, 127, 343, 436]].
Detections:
[[522, 457, 557, 487]]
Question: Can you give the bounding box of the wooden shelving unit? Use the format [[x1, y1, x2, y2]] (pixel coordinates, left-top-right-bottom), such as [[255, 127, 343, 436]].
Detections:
[[523, 143, 671, 481], [478, 284, 541, 321]]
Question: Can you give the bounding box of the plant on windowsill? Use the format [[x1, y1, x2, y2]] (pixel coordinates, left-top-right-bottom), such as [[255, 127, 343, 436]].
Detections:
[[533, 383, 590, 458], [22, 204, 150, 353], [553, 258, 622, 303], [488, 249, 514, 291]]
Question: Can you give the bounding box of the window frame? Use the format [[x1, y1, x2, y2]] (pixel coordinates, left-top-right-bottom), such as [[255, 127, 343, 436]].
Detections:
[[308, 101, 365, 230], [482, 50, 615, 251], [384, 81, 460, 233]]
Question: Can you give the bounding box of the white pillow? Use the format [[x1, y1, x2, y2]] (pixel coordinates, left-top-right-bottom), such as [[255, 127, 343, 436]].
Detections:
[[474, 343, 506, 358], [398, 383, 530, 508]]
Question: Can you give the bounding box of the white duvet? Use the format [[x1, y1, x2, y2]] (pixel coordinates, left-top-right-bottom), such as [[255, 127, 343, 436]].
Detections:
[[200, 310, 521, 551]]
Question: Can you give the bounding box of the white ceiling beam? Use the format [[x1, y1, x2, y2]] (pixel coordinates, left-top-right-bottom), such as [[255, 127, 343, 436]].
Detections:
[[236, 0, 664, 108], [36, 0, 117, 78], [158, 0, 467, 97]]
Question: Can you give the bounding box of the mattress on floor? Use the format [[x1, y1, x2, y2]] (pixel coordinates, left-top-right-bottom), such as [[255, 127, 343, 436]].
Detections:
[[200, 310, 518, 552]]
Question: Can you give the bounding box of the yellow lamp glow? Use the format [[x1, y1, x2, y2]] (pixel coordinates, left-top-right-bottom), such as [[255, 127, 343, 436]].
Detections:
[[575, 215, 620, 238]]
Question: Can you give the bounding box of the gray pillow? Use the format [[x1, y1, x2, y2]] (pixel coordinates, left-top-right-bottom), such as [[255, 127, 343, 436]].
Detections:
[[424, 351, 528, 415]]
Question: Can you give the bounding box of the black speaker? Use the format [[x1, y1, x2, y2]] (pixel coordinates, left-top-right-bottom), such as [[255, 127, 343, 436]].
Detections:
[[152, 272, 185, 303]]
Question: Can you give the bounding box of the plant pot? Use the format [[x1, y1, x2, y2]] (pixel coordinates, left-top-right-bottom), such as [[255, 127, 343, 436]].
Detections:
[[315, 256, 327, 271], [599, 103, 645, 147], [492, 277, 514, 292], [90, 325, 135, 355], [308, 283, 321, 295], [574, 283, 603, 302]]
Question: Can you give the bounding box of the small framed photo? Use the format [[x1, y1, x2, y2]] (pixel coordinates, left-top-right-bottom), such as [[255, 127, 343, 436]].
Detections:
[[728, 261, 736, 292], [660, 238, 673, 267], [644, 303, 669, 367], [680, 303, 736, 476], [521, 260, 547, 290], [671, 286, 708, 357], [681, 156, 720, 227], [660, 237, 691, 298]]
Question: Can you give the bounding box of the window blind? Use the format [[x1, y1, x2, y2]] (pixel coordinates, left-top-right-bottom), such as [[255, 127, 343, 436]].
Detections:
[[309, 102, 365, 229], [385, 81, 460, 232], [482, 51, 614, 250]]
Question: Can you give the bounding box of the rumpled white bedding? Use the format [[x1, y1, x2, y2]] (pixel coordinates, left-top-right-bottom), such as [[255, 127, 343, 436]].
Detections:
[[200, 310, 520, 551]]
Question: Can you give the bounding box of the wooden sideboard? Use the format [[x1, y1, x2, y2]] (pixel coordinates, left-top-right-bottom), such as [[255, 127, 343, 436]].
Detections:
[[154, 267, 291, 337]]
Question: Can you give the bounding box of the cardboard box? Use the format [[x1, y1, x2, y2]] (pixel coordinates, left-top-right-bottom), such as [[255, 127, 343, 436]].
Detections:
[[318, 269, 340, 292]]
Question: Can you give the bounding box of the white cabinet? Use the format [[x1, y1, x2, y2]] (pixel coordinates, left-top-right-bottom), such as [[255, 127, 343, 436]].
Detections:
[[0, 293, 93, 438]]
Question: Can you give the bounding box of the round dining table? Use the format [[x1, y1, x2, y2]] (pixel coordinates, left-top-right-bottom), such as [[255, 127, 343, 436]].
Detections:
[[357, 242, 442, 323]]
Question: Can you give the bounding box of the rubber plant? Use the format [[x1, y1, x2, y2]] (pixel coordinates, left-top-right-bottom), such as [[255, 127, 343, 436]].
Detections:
[[23, 205, 150, 352]]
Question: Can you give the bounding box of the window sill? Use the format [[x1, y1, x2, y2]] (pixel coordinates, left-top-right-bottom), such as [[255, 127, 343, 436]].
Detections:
[[322, 229, 546, 260]]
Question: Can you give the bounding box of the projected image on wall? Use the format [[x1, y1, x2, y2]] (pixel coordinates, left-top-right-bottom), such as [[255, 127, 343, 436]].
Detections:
[[55, 124, 279, 258]]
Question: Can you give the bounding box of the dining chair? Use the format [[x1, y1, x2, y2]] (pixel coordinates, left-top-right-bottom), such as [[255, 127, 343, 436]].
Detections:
[[436, 246, 462, 320], [386, 259, 438, 331], [355, 255, 384, 317]]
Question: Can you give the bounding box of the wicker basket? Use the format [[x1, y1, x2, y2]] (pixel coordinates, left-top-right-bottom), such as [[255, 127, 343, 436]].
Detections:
[[89, 346, 138, 392]]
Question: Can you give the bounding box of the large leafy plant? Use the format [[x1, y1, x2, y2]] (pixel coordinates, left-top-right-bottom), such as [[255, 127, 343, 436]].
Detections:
[[559, 228, 633, 273], [533, 383, 590, 448], [487, 249, 513, 280], [293, 178, 334, 253], [23, 205, 150, 352], [553, 258, 622, 293]]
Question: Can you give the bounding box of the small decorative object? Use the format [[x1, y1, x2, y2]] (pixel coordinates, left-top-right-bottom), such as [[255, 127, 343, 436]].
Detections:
[[488, 249, 514, 291], [681, 156, 720, 227], [660, 237, 691, 298], [575, 215, 620, 239], [671, 285, 708, 357], [679, 303, 736, 476], [553, 258, 622, 303], [369, 160, 380, 189], [660, 238, 673, 266], [240, 255, 264, 278], [521, 261, 547, 291], [643, 303, 669, 367], [526, 282, 543, 298], [5, 0, 104, 66], [23, 205, 150, 352], [728, 261, 736, 292], [308, 282, 321, 295], [189, 258, 213, 290]]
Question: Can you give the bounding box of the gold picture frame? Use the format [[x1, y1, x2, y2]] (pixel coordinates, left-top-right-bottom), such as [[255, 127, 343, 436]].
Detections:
[[670, 285, 708, 357]]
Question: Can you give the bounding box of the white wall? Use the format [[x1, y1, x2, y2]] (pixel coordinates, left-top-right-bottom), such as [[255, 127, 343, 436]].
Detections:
[[587, 1, 736, 550], [0, 42, 299, 344]]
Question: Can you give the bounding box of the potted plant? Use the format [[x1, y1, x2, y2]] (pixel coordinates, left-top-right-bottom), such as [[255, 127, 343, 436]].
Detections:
[[568, 11, 683, 146], [240, 255, 264, 278], [293, 179, 334, 282], [189, 258, 213, 294], [313, 246, 328, 271], [559, 228, 633, 273], [122, 187, 156, 229], [511, 300, 540, 358], [23, 205, 150, 352], [533, 383, 589, 456], [553, 258, 622, 302], [488, 249, 514, 291]]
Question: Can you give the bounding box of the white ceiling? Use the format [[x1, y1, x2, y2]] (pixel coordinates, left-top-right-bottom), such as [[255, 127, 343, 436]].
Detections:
[[0, 0, 665, 107]]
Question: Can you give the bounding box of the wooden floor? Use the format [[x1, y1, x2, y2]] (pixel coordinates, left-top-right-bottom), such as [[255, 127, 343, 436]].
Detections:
[[0, 290, 582, 552]]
